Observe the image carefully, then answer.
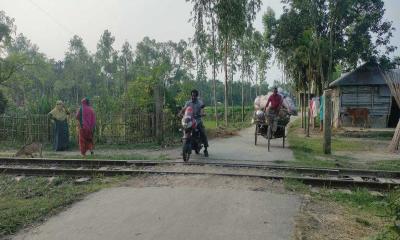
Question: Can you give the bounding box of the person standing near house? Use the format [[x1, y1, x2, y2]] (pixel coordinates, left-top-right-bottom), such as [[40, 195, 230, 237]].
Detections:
[[76, 97, 96, 157], [48, 100, 70, 151]]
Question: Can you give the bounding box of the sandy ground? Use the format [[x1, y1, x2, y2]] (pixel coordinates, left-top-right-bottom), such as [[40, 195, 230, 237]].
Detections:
[[12, 175, 300, 240]]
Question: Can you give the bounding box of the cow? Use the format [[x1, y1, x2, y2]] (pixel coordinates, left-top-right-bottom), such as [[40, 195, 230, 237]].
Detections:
[[346, 107, 369, 128]]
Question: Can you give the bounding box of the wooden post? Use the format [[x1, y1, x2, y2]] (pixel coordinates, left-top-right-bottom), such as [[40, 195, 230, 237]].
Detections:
[[303, 90, 307, 133], [154, 84, 163, 144], [300, 93, 304, 128], [323, 90, 332, 154], [306, 83, 311, 137]]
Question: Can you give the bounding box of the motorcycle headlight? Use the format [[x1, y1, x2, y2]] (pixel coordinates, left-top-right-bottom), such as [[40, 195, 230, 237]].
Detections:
[[256, 110, 265, 120], [181, 117, 192, 129]]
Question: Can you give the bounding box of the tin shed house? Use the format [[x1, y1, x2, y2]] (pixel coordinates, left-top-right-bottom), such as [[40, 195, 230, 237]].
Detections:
[[329, 62, 400, 128]]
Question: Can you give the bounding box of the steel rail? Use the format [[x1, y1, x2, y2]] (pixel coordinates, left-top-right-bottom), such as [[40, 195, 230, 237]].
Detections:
[[1, 157, 399, 178], [0, 166, 399, 190]]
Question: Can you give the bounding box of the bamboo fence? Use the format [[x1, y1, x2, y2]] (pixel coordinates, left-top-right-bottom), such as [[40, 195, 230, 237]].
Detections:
[[0, 108, 253, 145], [0, 111, 180, 145]]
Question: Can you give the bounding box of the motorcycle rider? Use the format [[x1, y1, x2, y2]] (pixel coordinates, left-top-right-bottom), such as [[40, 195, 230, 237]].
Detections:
[[179, 89, 209, 157]]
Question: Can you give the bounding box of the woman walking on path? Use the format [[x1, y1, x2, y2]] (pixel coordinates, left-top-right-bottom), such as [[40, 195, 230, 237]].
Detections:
[[48, 100, 70, 151], [76, 97, 96, 157]]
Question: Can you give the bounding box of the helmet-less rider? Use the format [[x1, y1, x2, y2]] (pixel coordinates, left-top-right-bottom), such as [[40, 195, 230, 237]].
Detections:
[[179, 89, 209, 157]]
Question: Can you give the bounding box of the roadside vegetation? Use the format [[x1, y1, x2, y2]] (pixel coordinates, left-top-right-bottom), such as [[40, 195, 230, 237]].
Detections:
[[0, 175, 128, 237], [285, 179, 400, 239], [287, 119, 400, 170], [287, 119, 365, 168], [286, 118, 400, 239]]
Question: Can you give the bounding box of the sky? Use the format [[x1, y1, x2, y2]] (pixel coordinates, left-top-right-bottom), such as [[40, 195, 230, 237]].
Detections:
[[1, 0, 399, 85]]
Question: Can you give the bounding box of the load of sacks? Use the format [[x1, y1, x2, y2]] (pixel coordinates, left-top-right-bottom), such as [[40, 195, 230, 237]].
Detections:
[[253, 90, 296, 125]]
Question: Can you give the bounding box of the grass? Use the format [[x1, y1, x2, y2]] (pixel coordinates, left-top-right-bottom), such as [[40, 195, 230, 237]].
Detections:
[[336, 131, 394, 141], [287, 119, 366, 168], [319, 188, 388, 216], [368, 160, 400, 171], [284, 180, 387, 215], [284, 179, 399, 239], [286, 121, 400, 238], [287, 118, 400, 171], [0, 175, 127, 237]]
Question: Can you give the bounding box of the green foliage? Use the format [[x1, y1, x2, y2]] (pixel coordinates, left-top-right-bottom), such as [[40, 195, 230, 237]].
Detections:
[[264, 0, 395, 93], [0, 90, 7, 114], [322, 188, 400, 240], [322, 189, 386, 214], [284, 179, 310, 193], [26, 95, 53, 114], [369, 160, 400, 171], [0, 8, 269, 124], [287, 118, 364, 167], [386, 189, 400, 237]]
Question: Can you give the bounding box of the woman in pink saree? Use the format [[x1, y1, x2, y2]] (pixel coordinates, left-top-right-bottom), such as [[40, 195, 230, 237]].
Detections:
[[76, 97, 96, 157]]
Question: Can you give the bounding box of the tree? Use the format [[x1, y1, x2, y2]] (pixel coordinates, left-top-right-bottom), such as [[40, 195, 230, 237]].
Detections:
[[265, 0, 395, 94], [187, 0, 261, 125], [0, 11, 24, 89], [382, 70, 400, 152], [119, 41, 134, 96], [95, 30, 118, 95], [14, 36, 54, 110], [0, 90, 6, 114], [187, 0, 221, 126], [62, 35, 96, 105]]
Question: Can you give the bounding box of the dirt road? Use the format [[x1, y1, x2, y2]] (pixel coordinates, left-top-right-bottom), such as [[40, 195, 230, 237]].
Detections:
[[131, 126, 295, 163], [13, 175, 300, 240], [192, 126, 294, 163], [1, 125, 295, 164]]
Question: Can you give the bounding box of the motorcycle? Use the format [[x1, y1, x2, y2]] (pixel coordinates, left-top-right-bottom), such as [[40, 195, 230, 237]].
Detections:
[[181, 107, 204, 162]]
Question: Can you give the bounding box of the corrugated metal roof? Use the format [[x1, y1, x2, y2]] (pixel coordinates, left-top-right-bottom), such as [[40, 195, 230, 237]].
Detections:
[[329, 62, 385, 88]]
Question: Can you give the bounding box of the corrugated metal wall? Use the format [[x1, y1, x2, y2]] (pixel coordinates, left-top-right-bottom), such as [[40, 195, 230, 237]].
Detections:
[[339, 85, 391, 128]]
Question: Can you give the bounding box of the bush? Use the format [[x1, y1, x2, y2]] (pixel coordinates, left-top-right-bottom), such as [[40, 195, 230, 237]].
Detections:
[[388, 189, 400, 236], [0, 91, 7, 114]]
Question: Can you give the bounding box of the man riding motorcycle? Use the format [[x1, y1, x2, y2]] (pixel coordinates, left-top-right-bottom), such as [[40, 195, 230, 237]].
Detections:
[[179, 89, 209, 157]]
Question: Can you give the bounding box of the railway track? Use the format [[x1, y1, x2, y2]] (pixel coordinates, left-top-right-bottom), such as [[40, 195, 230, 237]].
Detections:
[[1, 157, 400, 189]]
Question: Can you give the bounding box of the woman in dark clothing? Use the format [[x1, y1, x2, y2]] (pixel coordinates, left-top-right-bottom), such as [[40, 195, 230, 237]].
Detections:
[[48, 100, 70, 151]]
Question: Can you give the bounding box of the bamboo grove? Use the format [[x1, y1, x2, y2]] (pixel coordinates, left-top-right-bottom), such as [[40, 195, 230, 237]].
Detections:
[[263, 0, 396, 96], [0, 9, 264, 121], [0, 0, 399, 127]]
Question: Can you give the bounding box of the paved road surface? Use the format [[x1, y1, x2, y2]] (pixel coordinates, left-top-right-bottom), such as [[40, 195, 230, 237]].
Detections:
[[195, 126, 294, 162], [13, 186, 300, 240], [147, 126, 295, 163], [11, 122, 299, 240]]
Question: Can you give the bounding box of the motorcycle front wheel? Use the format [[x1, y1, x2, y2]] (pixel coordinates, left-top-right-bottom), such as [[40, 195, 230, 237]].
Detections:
[[182, 141, 191, 162]]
